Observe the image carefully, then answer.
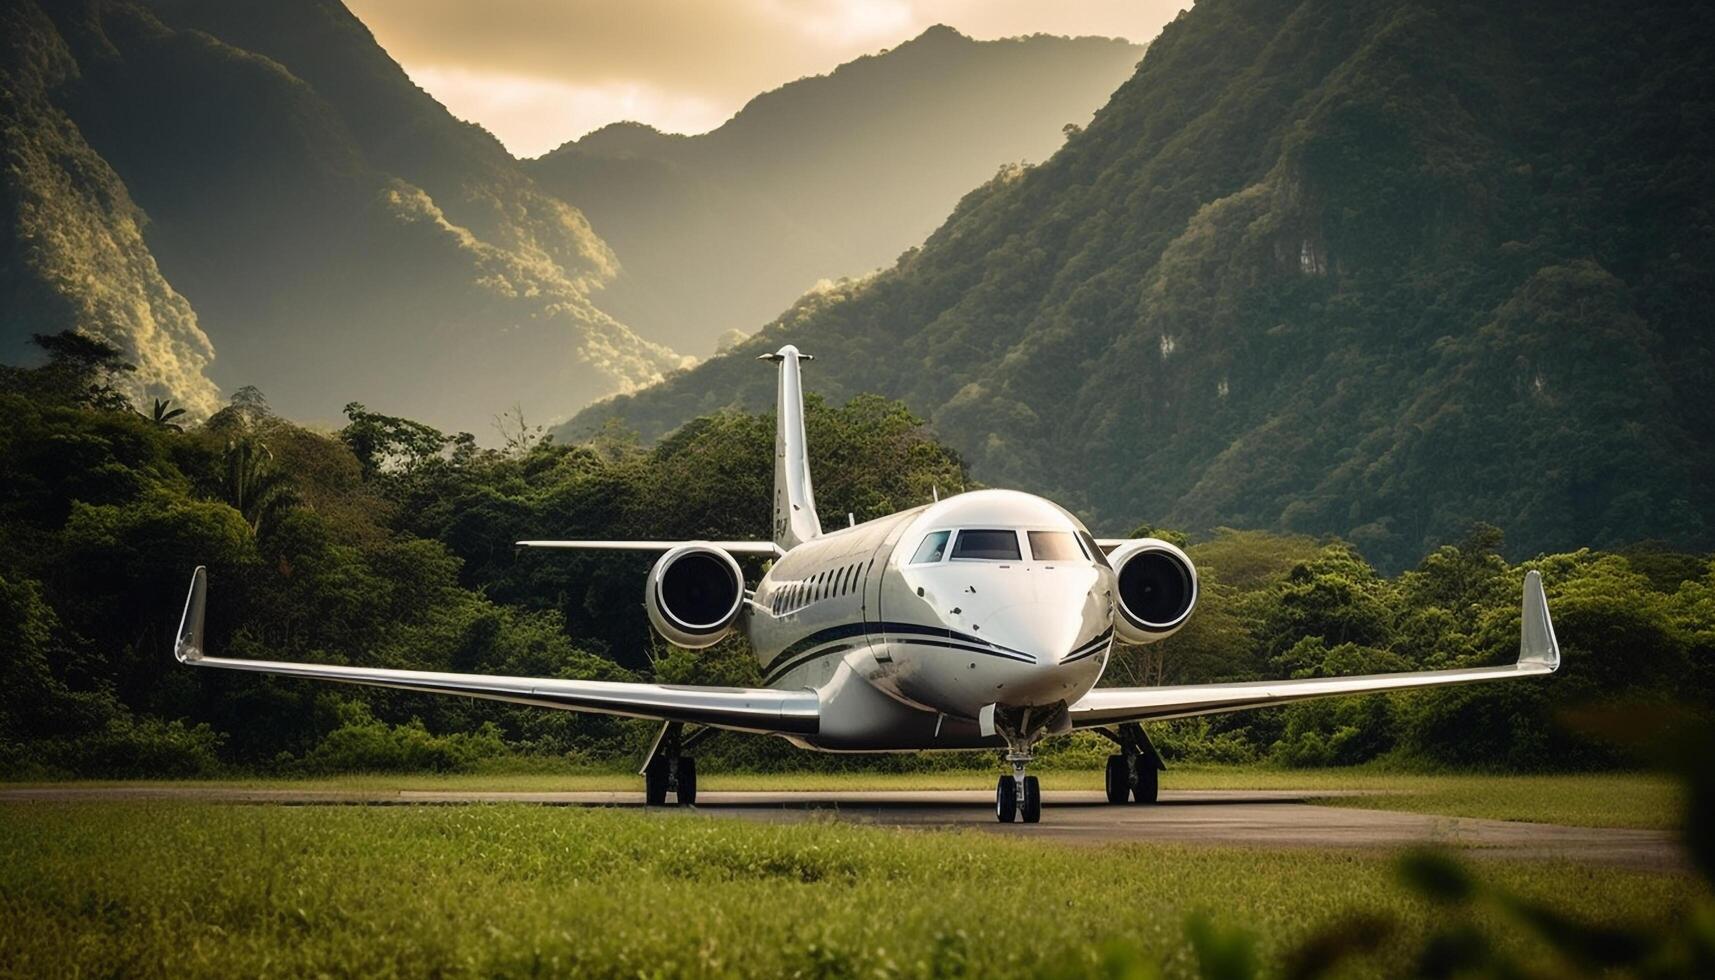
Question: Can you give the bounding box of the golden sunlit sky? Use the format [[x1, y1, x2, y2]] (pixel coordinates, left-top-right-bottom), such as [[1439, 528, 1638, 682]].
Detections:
[[345, 0, 1187, 158]]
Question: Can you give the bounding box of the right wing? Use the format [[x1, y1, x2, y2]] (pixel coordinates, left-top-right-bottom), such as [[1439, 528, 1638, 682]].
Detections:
[[172, 567, 817, 736], [1069, 570, 1560, 728], [517, 540, 783, 558]]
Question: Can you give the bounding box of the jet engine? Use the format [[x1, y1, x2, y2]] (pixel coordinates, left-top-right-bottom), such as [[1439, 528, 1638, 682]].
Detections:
[[1108, 538, 1198, 644], [645, 544, 746, 648]]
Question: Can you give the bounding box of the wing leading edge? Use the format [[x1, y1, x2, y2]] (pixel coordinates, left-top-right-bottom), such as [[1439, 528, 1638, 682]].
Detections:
[[516, 540, 784, 558], [172, 567, 817, 736], [1069, 570, 1560, 728]]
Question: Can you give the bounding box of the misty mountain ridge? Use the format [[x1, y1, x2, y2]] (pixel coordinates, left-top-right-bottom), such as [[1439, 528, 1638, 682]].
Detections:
[[2, 5, 1140, 436], [567, 0, 1715, 571], [527, 24, 1143, 354]]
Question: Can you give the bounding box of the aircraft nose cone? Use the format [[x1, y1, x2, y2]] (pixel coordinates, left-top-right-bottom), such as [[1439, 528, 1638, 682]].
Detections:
[[986, 602, 1087, 664]]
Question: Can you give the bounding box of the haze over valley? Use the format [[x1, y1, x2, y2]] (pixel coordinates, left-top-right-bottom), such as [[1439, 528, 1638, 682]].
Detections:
[[528, 27, 1144, 354]]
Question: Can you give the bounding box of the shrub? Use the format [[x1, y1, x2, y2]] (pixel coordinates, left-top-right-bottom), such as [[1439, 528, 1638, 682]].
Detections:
[[288, 703, 508, 774]]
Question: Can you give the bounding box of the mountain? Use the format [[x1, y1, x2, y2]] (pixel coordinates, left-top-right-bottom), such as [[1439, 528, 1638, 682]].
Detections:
[[1, 0, 219, 415], [526, 26, 1143, 355], [2, 0, 688, 433], [566, 0, 1715, 570]]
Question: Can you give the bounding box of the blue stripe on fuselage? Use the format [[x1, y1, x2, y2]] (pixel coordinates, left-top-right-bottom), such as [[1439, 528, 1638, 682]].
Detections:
[[759, 619, 1077, 686]]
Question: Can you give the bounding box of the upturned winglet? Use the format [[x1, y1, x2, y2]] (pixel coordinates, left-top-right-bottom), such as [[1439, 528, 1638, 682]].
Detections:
[[175, 565, 207, 663], [1519, 569, 1560, 671]]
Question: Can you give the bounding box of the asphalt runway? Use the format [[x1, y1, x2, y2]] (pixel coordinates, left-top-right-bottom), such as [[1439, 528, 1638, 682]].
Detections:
[[4, 786, 1682, 870]]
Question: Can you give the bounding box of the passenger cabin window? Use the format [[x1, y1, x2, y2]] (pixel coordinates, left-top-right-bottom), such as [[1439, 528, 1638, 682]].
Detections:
[[952, 529, 1022, 561], [910, 530, 951, 564], [1028, 531, 1084, 562], [1078, 531, 1112, 569]]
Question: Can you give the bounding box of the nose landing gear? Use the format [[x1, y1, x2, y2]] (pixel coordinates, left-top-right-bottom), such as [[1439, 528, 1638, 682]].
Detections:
[[985, 704, 1061, 823], [995, 752, 1042, 823]]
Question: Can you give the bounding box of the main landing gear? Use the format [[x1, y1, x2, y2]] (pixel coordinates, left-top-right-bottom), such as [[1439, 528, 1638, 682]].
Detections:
[[1099, 722, 1162, 805], [641, 722, 699, 806]]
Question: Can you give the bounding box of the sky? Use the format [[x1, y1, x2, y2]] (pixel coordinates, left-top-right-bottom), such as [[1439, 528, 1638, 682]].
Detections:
[[344, 0, 1187, 158]]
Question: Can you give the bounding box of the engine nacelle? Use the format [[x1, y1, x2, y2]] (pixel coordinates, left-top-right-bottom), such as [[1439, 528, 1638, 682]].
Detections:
[[645, 544, 745, 649], [1108, 538, 1198, 644]]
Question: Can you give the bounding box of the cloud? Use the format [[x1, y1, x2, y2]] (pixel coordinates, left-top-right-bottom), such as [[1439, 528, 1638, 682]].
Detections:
[[346, 0, 1181, 154]]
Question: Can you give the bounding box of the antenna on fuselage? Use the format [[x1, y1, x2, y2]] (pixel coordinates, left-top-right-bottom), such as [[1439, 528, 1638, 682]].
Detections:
[[932, 484, 939, 502], [758, 345, 821, 550]]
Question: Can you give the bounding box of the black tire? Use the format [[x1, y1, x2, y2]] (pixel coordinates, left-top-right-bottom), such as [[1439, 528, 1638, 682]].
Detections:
[[1104, 755, 1128, 804], [1132, 763, 1159, 804], [1021, 775, 1041, 823], [995, 774, 1017, 823], [675, 757, 698, 806], [644, 758, 669, 806]]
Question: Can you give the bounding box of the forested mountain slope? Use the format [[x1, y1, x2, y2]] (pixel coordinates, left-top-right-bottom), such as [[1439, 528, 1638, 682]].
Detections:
[[3, 0, 688, 433], [569, 0, 1715, 571], [526, 26, 1142, 354], [1, 0, 219, 415]]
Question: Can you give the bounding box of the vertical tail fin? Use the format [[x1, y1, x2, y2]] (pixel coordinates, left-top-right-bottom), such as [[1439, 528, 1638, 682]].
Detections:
[[758, 345, 821, 550]]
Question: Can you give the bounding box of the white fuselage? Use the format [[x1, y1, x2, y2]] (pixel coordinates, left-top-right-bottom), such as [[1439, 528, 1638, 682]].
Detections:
[[745, 489, 1117, 751]]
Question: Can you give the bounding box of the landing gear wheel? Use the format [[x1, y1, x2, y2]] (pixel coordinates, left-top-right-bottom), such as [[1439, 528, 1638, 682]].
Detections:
[[1131, 763, 1159, 805], [1020, 775, 1041, 823], [1104, 755, 1128, 804], [995, 774, 1018, 823], [675, 757, 698, 806], [644, 757, 669, 806]]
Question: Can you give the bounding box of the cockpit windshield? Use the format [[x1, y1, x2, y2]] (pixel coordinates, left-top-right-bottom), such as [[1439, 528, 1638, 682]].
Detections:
[[911, 528, 1100, 564], [951, 529, 1023, 561], [909, 530, 951, 564], [1026, 531, 1084, 562], [1078, 531, 1111, 569]]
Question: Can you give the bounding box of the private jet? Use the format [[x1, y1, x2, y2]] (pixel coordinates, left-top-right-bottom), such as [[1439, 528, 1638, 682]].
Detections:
[[174, 345, 1561, 822]]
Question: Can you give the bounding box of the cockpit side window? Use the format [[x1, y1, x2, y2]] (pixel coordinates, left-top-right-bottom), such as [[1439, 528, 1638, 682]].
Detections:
[[952, 529, 1023, 561], [910, 530, 951, 564], [1077, 531, 1112, 569], [1027, 530, 1083, 562]]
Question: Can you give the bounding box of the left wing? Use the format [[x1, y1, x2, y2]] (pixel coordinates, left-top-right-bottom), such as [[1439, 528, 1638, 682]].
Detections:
[[1070, 570, 1559, 728], [517, 540, 783, 558], [172, 567, 817, 735]]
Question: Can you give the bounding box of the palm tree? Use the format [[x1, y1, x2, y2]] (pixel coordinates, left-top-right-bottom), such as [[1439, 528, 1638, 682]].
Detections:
[[222, 438, 298, 537], [147, 398, 187, 431]]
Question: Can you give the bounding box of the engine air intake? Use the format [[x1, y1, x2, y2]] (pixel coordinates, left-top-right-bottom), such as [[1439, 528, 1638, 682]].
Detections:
[[1107, 539, 1198, 643], [647, 544, 745, 648]]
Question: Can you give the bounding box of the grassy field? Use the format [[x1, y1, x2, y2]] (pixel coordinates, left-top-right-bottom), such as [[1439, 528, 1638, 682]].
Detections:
[[0, 802, 1699, 978], [16, 768, 1681, 829]]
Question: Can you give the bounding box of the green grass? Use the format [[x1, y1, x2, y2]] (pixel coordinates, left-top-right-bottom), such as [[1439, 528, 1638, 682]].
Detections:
[[13, 769, 1680, 829], [0, 803, 1697, 978]]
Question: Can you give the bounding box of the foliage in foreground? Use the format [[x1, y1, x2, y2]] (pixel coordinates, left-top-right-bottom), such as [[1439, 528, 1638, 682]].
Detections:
[[0, 801, 1698, 979], [5, 719, 1714, 977], [1, 334, 1713, 778]]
